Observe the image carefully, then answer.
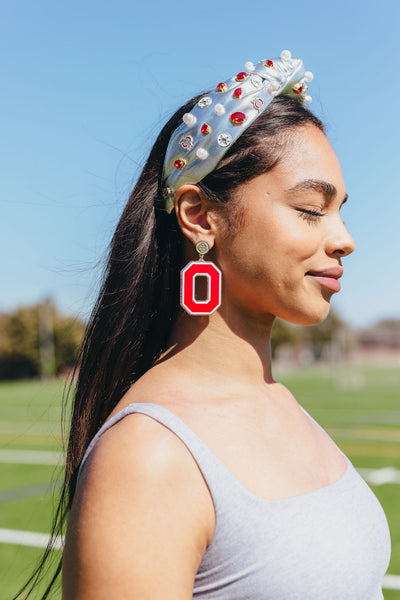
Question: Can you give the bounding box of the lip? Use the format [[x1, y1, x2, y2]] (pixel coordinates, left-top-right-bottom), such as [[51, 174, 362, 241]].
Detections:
[[306, 266, 343, 293]]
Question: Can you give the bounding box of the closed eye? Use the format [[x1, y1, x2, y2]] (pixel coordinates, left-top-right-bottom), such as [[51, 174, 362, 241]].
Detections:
[[297, 208, 326, 224]]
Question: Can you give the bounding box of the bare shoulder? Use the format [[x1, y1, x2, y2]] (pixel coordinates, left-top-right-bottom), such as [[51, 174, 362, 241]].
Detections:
[[62, 413, 214, 599]]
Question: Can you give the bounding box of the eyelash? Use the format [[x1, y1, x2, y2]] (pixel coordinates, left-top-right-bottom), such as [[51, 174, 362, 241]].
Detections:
[[297, 209, 325, 224]]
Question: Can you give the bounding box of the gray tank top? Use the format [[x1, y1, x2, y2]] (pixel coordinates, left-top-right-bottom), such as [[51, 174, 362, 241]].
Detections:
[[77, 402, 391, 599]]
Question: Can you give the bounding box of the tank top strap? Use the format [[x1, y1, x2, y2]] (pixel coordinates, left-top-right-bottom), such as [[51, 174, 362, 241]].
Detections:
[[299, 403, 348, 460], [76, 402, 235, 512]]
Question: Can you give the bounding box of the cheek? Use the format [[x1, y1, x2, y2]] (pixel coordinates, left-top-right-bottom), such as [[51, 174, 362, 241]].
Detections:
[[223, 209, 318, 277], [267, 211, 320, 254], [218, 232, 285, 301], [215, 205, 328, 321]]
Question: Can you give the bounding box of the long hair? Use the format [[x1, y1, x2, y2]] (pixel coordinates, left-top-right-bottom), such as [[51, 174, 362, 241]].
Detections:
[[14, 94, 324, 599]]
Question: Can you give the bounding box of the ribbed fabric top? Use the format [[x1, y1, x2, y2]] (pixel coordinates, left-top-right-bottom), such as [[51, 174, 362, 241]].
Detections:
[[77, 402, 391, 599]]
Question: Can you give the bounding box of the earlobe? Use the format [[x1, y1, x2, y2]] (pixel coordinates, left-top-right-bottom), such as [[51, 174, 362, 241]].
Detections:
[[174, 185, 215, 246]]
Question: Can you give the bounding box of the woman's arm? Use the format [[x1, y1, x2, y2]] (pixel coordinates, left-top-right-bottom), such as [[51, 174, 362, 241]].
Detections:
[[62, 413, 214, 599]]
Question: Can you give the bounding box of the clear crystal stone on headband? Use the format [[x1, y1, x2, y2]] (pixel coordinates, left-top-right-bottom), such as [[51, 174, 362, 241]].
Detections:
[[217, 133, 232, 147], [198, 97, 212, 108], [251, 75, 263, 88]]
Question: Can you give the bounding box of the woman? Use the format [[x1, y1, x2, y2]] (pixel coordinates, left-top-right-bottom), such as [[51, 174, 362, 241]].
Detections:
[[18, 51, 391, 599]]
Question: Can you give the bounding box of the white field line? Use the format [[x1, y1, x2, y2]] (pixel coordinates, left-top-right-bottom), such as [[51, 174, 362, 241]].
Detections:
[[0, 449, 64, 465], [0, 528, 399, 590], [357, 467, 400, 485], [1, 450, 400, 485], [383, 574, 400, 590], [0, 522, 399, 590], [0, 528, 63, 550]]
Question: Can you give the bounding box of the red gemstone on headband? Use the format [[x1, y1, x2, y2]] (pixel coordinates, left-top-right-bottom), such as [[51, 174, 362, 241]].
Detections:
[[293, 84, 303, 95], [265, 59, 274, 67], [233, 87, 242, 99], [236, 72, 248, 81], [201, 123, 211, 135], [230, 111, 246, 125], [217, 82, 228, 93], [174, 159, 186, 169]]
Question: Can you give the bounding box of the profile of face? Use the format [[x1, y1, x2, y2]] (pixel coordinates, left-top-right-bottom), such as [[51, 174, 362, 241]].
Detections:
[[209, 124, 356, 326]]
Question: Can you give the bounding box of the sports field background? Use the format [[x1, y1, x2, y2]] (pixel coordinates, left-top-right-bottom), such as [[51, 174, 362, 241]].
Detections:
[[0, 364, 399, 599]]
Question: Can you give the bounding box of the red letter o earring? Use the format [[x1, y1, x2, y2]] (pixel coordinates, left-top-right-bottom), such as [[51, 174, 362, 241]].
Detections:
[[180, 241, 222, 315]]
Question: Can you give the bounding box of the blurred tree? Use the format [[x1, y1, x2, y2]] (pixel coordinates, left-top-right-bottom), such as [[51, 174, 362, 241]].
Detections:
[[270, 310, 350, 362], [0, 306, 41, 378], [39, 299, 56, 377], [271, 318, 300, 357], [54, 313, 86, 375], [301, 310, 347, 360], [0, 302, 86, 380]]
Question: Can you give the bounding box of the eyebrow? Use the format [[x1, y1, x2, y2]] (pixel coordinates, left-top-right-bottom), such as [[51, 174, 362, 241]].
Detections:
[[285, 179, 348, 206]]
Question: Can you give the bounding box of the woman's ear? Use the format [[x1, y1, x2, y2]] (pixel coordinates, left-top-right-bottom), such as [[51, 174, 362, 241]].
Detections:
[[174, 185, 216, 247]]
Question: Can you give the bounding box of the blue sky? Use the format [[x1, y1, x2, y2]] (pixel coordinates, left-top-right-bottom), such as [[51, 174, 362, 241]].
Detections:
[[1, 0, 399, 327]]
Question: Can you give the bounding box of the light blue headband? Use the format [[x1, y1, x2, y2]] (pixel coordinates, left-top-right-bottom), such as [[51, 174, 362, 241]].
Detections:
[[162, 50, 313, 213]]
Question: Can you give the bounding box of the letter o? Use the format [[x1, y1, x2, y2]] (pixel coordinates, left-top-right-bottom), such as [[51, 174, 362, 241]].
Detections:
[[180, 261, 221, 315]]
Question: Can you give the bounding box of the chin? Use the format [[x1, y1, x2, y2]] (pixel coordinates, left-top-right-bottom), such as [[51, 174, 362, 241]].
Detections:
[[277, 299, 332, 327]]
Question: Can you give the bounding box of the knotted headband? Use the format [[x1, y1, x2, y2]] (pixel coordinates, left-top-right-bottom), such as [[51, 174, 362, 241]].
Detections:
[[162, 50, 314, 213]]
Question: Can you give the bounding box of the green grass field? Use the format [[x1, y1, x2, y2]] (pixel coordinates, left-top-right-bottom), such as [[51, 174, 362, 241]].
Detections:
[[0, 365, 399, 599]]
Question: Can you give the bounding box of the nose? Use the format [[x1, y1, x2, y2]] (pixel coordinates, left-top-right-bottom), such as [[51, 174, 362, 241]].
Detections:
[[325, 218, 356, 258]]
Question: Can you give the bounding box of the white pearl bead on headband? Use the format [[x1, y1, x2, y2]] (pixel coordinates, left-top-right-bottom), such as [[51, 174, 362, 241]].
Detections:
[[162, 50, 314, 213]]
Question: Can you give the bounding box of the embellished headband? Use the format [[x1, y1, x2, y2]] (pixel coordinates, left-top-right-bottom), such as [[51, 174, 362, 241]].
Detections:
[[162, 50, 313, 213]]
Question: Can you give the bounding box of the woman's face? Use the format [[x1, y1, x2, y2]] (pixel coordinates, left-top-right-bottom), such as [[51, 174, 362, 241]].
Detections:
[[214, 124, 355, 326]]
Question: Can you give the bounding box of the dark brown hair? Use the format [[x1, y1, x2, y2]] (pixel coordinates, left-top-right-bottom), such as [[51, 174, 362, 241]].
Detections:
[[14, 93, 324, 599]]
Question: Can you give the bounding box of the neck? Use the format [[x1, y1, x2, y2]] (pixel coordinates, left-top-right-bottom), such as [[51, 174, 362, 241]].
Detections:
[[162, 304, 276, 388]]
